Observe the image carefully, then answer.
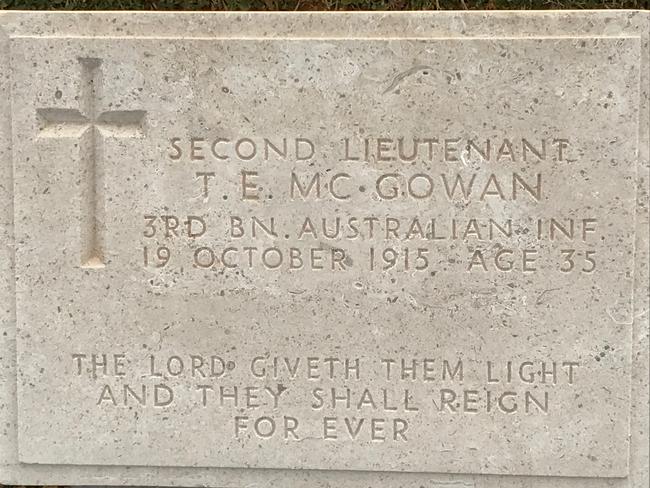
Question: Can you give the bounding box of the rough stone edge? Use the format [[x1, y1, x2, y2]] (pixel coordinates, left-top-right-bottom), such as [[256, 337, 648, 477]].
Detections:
[[630, 11, 650, 488], [0, 8, 18, 479], [0, 10, 646, 488], [0, 9, 644, 38]]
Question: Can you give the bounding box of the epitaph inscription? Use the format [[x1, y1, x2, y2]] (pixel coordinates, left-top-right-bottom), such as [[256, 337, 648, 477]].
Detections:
[[12, 36, 640, 477]]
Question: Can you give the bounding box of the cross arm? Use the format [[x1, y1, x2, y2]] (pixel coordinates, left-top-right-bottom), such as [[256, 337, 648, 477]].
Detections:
[[36, 108, 89, 138], [96, 110, 146, 138]]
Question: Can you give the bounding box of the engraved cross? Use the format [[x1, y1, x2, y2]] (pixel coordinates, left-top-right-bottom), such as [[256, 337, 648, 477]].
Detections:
[[37, 57, 146, 268]]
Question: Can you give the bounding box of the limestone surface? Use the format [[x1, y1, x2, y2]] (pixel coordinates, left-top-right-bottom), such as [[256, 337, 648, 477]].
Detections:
[[0, 10, 648, 488]]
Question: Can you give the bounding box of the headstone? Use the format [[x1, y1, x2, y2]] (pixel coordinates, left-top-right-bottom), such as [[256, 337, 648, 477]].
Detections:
[[0, 10, 648, 488]]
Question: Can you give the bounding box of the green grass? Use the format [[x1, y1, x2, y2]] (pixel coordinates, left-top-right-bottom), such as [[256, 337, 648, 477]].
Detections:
[[0, 0, 648, 11]]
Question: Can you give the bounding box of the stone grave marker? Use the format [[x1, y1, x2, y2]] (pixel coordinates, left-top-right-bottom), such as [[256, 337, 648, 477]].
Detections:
[[0, 10, 647, 488]]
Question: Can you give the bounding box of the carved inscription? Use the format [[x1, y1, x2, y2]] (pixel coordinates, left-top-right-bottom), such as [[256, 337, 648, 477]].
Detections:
[[71, 353, 583, 442], [137, 135, 601, 275]]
